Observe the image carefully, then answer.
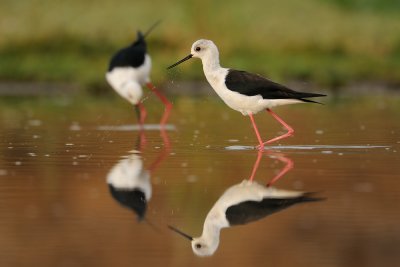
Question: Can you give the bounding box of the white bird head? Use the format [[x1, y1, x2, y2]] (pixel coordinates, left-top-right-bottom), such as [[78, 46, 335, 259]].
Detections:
[[167, 39, 219, 70], [168, 225, 220, 257], [190, 39, 219, 60], [191, 236, 219, 257]]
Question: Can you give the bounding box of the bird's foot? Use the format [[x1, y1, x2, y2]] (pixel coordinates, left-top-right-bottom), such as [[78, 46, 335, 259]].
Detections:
[[260, 130, 294, 147]]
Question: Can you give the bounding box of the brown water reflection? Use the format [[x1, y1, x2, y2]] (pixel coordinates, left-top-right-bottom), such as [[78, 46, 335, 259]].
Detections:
[[0, 95, 399, 266]]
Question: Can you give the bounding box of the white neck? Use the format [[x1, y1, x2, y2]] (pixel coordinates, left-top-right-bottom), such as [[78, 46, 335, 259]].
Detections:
[[199, 220, 222, 249], [200, 207, 230, 244], [201, 49, 222, 75], [200, 53, 228, 89]]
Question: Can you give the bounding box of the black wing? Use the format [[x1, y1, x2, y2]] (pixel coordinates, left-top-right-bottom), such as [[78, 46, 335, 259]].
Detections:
[[226, 194, 322, 226], [225, 69, 326, 101], [108, 185, 147, 221], [108, 42, 147, 71]]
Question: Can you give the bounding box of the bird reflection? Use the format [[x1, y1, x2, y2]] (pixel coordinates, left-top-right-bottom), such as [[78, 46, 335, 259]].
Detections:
[[107, 129, 170, 221], [169, 152, 323, 257]]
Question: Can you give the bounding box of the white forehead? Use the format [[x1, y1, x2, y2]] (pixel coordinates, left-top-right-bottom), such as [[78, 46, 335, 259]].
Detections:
[[191, 39, 214, 49]]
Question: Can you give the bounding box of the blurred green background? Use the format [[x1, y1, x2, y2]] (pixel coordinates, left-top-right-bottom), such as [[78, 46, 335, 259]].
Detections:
[[1, 0, 400, 92]]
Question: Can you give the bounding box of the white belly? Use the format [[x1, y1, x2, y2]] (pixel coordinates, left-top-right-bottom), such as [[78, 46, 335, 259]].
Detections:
[[209, 78, 302, 116]]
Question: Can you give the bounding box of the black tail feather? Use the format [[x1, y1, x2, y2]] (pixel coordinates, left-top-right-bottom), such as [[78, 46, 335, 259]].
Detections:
[[296, 92, 326, 104]]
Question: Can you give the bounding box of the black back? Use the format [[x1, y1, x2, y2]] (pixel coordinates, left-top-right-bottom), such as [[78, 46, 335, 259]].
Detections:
[[225, 69, 326, 101], [108, 31, 147, 71], [226, 194, 321, 226], [108, 185, 147, 221]]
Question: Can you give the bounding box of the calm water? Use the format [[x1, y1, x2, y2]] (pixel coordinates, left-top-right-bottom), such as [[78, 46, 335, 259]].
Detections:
[[0, 93, 399, 266]]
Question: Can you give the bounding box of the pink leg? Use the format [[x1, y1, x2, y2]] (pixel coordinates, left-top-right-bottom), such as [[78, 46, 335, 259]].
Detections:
[[249, 113, 264, 150], [262, 108, 294, 146], [266, 154, 294, 187], [249, 150, 263, 182], [146, 82, 172, 126], [135, 104, 147, 149], [136, 102, 147, 126]]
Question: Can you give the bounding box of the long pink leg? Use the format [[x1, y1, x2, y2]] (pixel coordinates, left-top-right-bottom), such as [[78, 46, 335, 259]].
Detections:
[[249, 150, 263, 182], [249, 113, 264, 150], [262, 108, 294, 146], [266, 154, 294, 187], [146, 82, 172, 126], [135, 103, 147, 148], [135, 102, 147, 126]]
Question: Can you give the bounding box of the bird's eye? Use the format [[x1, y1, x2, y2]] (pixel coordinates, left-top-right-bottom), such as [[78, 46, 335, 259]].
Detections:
[[195, 47, 201, 52], [195, 243, 202, 249]]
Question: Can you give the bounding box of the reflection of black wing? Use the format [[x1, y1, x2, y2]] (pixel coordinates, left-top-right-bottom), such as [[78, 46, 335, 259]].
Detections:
[[108, 42, 147, 71], [226, 195, 321, 226], [108, 185, 147, 221], [225, 69, 326, 102]]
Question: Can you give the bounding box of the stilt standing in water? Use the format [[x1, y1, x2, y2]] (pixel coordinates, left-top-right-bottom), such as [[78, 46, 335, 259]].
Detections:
[[106, 22, 172, 126], [167, 39, 325, 149]]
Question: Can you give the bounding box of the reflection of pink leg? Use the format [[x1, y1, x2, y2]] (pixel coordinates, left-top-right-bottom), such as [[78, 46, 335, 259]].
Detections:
[[138, 128, 147, 151], [262, 108, 294, 146], [146, 82, 172, 126], [249, 113, 264, 150], [266, 155, 294, 187], [148, 129, 171, 172], [249, 150, 263, 182]]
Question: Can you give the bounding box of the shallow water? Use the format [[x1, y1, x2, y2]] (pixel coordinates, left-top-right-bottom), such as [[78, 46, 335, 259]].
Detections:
[[0, 94, 399, 266]]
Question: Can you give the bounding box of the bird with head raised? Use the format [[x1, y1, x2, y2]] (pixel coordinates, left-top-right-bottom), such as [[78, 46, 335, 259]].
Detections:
[[106, 22, 172, 126], [167, 39, 326, 149]]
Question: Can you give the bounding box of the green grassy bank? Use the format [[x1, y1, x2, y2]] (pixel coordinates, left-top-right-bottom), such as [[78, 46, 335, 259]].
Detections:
[[0, 0, 400, 91]]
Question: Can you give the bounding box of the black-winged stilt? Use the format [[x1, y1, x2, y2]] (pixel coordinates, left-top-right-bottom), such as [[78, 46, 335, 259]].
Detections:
[[107, 129, 170, 221], [167, 39, 326, 149], [106, 22, 172, 126], [168, 180, 322, 256], [107, 151, 151, 221]]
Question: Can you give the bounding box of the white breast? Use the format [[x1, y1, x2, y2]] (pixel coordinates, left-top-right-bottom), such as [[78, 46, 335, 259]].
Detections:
[[106, 155, 152, 200], [105, 55, 152, 105]]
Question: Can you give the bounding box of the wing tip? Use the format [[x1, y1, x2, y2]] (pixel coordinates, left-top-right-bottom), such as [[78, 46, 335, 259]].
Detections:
[[300, 98, 325, 105]]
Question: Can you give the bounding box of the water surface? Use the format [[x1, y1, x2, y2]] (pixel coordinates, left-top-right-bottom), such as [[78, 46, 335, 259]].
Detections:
[[0, 94, 399, 266]]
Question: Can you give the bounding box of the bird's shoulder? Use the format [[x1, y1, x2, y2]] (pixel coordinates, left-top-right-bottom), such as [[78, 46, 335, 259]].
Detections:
[[108, 44, 147, 71], [225, 69, 269, 84], [225, 69, 302, 99]]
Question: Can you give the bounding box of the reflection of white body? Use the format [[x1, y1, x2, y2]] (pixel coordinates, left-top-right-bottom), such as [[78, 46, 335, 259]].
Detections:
[[105, 56, 151, 105], [107, 153, 151, 219], [189, 180, 319, 256]]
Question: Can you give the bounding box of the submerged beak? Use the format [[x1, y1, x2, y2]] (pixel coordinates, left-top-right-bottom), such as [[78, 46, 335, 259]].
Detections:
[[167, 54, 193, 69], [168, 225, 193, 241]]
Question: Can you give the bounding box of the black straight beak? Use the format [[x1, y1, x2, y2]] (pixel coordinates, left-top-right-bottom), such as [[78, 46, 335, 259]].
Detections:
[[167, 225, 193, 241], [167, 54, 193, 70], [143, 20, 162, 38]]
